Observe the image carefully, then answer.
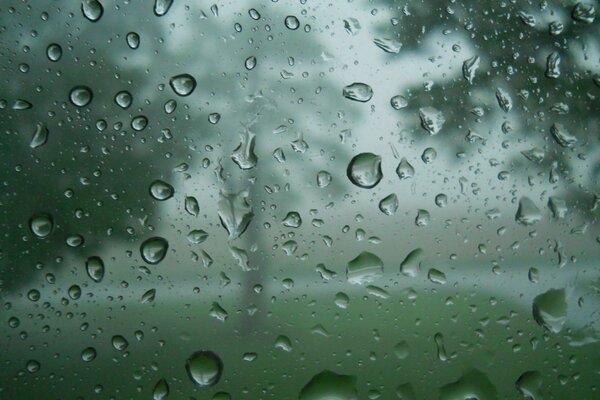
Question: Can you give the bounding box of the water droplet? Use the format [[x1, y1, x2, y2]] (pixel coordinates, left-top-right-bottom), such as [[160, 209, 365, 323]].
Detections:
[[210, 4, 218, 16], [347, 251, 383, 285], [532, 288, 567, 333], [68, 285, 82, 300], [373, 37, 402, 53], [419, 107, 445, 135], [209, 302, 228, 322], [86, 256, 105, 282], [317, 171, 332, 188], [114, 91, 132, 109], [285, 15, 300, 30], [347, 153, 383, 188], [244, 56, 257, 70], [343, 18, 361, 35], [248, 8, 261, 20], [185, 196, 200, 216], [462, 55, 480, 84], [218, 191, 254, 240], [515, 197, 541, 226], [164, 99, 177, 114], [572, 2, 595, 23], [495, 88, 512, 112], [112, 335, 128, 351], [66, 234, 84, 247], [394, 341, 409, 360], [282, 211, 302, 228], [396, 383, 416, 400], [400, 248, 423, 277], [421, 147, 437, 163], [428, 268, 446, 284], [549, 20, 564, 35], [186, 351, 223, 387], [415, 209, 430, 226], [545, 52, 561, 79], [516, 371, 543, 400], [548, 196, 567, 219], [439, 369, 497, 400], [275, 335, 293, 352], [187, 230, 208, 244], [334, 292, 350, 309], [141, 288, 156, 303], [149, 180, 174, 201], [169, 73, 197, 96], [208, 113, 221, 124], [379, 194, 398, 215], [390, 95, 408, 110], [69, 86, 93, 107], [12, 99, 32, 110], [434, 333, 447, 361], [140, 237, 169, 264], [231, 130, 257, 169], [131, 115, 148, 131], [29, 214, 53, 238], [154, 0, 174, 17], [342, 82, 373, 102], [153, 378, 169, 400], [81, 347, 97, 362], [396, 157, 414, 180], [435, 193, 447, 208], [81, 0, 103, 22], [26, 360, 40, 373], [299, 370, 358, 400], [30, 123, 49, 148], [550, 123, 577, 147], [126, 32, 140, 49], [46, 43, 62, 61]]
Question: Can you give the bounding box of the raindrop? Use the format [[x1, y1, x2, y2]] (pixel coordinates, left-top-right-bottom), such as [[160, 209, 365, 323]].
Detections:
[[248, 8, 261, 20], [30, 123, 49, 148], [275, 335, 293, 352], [419, 107, 445, 135], [515, 197, 541, 226], [428, 268, 446, 284], [86, 256, 104, 282], [244, 56, 257, 70], [29, 214, 53, 238], [218, 191, 254, 240], [400, 248, 423, 277], [186, 351, 223, 387], [112, 335, 128, 351], [131, 115, 148, 131], [169, 73, 197, 96], [149, 180, 174, 201], [495, 88, 512, 112], [379, 194, 398, 215], [81, 0, 103, 22], [317, 171, 332, 188], [185, 196, 200, 216], [66, 234, 84, 247], [545, 52, 560, 79], [153, 378, 169, 400], [434, 333, 447, 361], [572, 2, 595, 23], [46, 43, 62, 61], [126, 32, 140, 49], [81, 347, 97, 362], [532, 288, 567, 333], [209, 302, 228, 322], [346, 251, 384, 285], [69, 86, 93, 107], [164, 99, 177, 114], [334, 292, 350, 309], [26, 360, 40, 373], [462, 55, 480, 84], [342, 82, 373, 102], [208, 113, 221, 124], [114, 91, 132, 109], [68, 285, 82, 300], [550, 123, 577, 147], [154, 0, 174, 17], [187, 230, 208, 244], [141, 288, 156, 303], [347, 153, 383, 188], [373, 37, 402, 53], [396, 157, 414, 180], [231, 130, 257, 169], [140, 237, 169, 264], [435, 193, 447, 208], [390, 95, 408, 110], [415, 209, 430, 226], [299, 370, 358, 400], [285, 15, 300, 30]]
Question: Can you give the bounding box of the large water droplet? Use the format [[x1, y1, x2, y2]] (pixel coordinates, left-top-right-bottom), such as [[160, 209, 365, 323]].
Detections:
[[285, 15, 300, 30], [149, 180, 174, 201], [400, 248, 423, 277], [419, 107, 445, 135], [462, 55, 480, 84], [153, 378, 169, 400], [187, 229, 208, 244], [115, 91, 132, 109], [347, 251, 383, 285], [282, 211, 302, 228], [516, 371, 543, 400], [186, 351, 223, 388], [218, 191, 254, 240], [379, 194, 398, 215], [81, 0, 103, 22], [30, 123, 49, 149], [126, 32, 140, 49], [347, 153, 382, 188], [299, 370, 358, 400], [29, 214, 53, 238], [69, 86, 93, 107], [550, 123, 577, 147], [342, 82, 373, 102], [46, 43, 62, 62], [317, 171, 332, 188], [154, 0, 174, 17], [81, 347, 97, 362], [373, 37, 402, 53], [396, 157, 414, 180], [545, 52, 561, 79], [390, 95, 408, 110], [112, 335, 128, 351], [86, 256, 105, 282], [572, 2, 595, 23], [185, 196, 200, 216], [231, 130, 257, 169], [140, 237, 169, 264], [439, 369, 497, 400], [515, 197, 541, 226], [532, 288, 567, 333], [495, 88, 513, 112], [244, 56, 257, 70], [169, 73, 196, 96], [131, 115, 148, 131]]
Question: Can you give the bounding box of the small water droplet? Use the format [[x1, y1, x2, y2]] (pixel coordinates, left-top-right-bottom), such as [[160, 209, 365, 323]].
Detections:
[[248, 8, 261, 20], [69, 86, 93, 107], [169, 73, 197, 96], [208, 113, 221, 124], [282, 211, 302, 228], [141, 288, 156, 303], [334, 292, 350, 309], [149, 180, 174, 201], [126, 32, 140, 49], [46, 43, 62, 61], [244, 56, 257, 70], [185, 196, 200, 216], [29, 214, 53, 238], [275, 335, 293, 352], [415, 209, 430, 226], [285, 15, 300, 30], [131, 115, 148, 131], [187, 229, 208, 244], [545, 52, 561, 79], [140, 237, 169, 264], [153, 378, 169, 400], [317, 171, 332, 188], [400, 248, 423, 277], [396, 157, 414, 180], [114, 91, 132, 109], [390, 95, 408, 110], [515, 197, 541, 226], [81, 347, 97, 362], [495, 88, 513, 112], [86, 256, 105, 282], [112, 335, 128, 351]]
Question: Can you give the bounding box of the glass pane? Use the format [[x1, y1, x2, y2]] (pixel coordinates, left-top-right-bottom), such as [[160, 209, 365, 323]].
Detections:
[[1, 0, 599, 399]]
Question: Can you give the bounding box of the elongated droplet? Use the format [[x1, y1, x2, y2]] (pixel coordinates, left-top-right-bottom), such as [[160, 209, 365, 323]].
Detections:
[[532, 288, 567, 333], [187, 229, 208, 244], [81, 0, 103, 22], [169, 73, 196, 96], [462, 55, 480, 84], [140, 237, 169, 264], [373, 37, 402, 53], [86, 256, 105, 282], [141, 288, 156, 303], [231, 130, 257, 169], [154, 0, 174, 17], [186, 351, 223, 387], [419, 107, 445, 135], [342, 82, 373, 102], [218, 191, 253, 239], [434, 333, 447, 361], [347, 153, 383, 188], [550, 123, 577, 147], [347, 251, 383, 285], [30, 123, 49, 148], [545, 52, 561, 78], [515, 197, 541, 226], [495, 88, 512, 112], [185, 196, 200, 216], [299, 370, 358, 400]]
